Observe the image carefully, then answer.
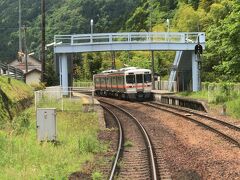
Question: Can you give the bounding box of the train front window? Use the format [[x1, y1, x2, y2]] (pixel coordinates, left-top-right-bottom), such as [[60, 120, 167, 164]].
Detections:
[[126, 75, 135, 84], [144, 74, 152, 83], [136, 74, 143, 83]]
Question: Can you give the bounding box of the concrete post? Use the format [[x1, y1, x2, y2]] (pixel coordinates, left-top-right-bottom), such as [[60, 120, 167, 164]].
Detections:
[[59, 54, 68, 95], [192, 51, 200, 91]]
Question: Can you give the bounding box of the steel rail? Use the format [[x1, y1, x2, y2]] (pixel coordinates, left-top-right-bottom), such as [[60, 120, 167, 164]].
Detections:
[[99, 99, 158, 180], [101, 105, 123, 180], [150, 101, 240, 132], [143, 102, 240, 148]]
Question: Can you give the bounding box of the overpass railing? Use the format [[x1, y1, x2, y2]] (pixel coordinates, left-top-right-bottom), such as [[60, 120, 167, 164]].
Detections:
[[54, 32, 205, 46]]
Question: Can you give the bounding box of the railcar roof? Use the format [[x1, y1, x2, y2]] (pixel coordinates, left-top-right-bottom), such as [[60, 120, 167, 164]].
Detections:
[[123, 68, 151, 73], [94, 68, 151, 76]]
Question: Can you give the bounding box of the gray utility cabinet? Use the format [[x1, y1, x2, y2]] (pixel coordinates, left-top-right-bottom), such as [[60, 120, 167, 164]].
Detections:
[[36, 108, 56, 141]]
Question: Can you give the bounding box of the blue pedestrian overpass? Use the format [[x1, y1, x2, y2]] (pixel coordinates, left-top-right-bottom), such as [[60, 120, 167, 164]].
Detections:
[[54, 32, 205, 93]]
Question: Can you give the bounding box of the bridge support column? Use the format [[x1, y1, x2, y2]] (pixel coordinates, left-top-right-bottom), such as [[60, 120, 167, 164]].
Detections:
[[59, 54, 68, 95], [192, 51, 200, 91], [151, 51, 155, 90]]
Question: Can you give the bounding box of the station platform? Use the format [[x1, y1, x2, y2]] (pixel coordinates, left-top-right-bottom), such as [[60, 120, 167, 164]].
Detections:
[[151, 90, 175, 95], [72, 92, 100, 105], [151, 90, 207, 112]]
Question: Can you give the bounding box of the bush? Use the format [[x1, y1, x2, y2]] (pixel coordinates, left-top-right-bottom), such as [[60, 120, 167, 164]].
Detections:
[[78, 133, 102, 154], [12, 111, 31, 135], [227, 96, 240, 119], [30, 82, 46, 91]]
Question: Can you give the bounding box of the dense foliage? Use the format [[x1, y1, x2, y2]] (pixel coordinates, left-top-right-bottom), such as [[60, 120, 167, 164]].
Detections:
[[0, 0, 239, 83]]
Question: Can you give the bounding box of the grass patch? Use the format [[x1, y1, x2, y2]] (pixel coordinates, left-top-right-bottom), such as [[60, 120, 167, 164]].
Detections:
[[0, 76, 33, 102], [226, 97, 240, 119], [0, 76, 33, 127], [0, 104, 106, 179], [124, 140, 133, 147], [92, 171, 103, 180], [178, 91, 208, 101]]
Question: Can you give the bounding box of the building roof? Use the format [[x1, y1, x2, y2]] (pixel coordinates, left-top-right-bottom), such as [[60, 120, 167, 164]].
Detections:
[[9, 55, 41, 72], [24, 68, 42, 75]]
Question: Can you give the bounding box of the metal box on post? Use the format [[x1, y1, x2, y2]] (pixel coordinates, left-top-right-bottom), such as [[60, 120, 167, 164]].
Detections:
[[36, 108, 56, 141]]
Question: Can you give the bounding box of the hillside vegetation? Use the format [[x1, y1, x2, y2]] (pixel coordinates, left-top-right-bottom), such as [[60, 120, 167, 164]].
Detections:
[[0, 76, 106, 179], [0, 76, 33, 127], [0, 107, 105, 179], [0, 0, 240, 83]]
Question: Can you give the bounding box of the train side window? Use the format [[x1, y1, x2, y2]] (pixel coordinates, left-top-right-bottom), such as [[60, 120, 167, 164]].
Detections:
[[96, 78, 99, 84], [103, 77, 106, 85], [118, 76, 123, 85], [126, 75, 135, 84], [144, 74, 152, 83], [94, 77, 98, 87], [101, 77, 105, 85], [107, 77, 111, 86], [112, 76, 116, 85], [136, 74, 143, 83], [120, 76, 124, 85]]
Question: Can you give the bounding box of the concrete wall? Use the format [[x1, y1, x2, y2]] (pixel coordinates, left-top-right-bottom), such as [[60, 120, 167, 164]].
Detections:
[[26, 71, 41, 84], [154, 80, 177, 92]]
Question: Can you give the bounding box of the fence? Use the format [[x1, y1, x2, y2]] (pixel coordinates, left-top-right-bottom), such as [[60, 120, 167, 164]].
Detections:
[[73, 81, 93, 88], [0, 63, 24, 81], [35, 86, 94, 111], [155, 80, 177, 92]]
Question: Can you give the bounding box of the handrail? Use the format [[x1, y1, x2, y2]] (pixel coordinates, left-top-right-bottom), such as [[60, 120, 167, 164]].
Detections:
[[54, 32, 205, 46]]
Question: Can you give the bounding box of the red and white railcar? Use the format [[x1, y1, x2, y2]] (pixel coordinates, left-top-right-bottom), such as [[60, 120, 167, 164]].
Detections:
[[93, 67, 152, 100]]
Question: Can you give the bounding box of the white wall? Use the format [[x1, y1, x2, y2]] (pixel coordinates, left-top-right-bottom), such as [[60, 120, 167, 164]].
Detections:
[[26, 71, 41, 85]]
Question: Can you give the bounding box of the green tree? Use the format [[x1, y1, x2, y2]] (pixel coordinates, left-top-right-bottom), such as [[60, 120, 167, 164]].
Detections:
[[173, 3, 200, 32], [203, 0, 238, 81]]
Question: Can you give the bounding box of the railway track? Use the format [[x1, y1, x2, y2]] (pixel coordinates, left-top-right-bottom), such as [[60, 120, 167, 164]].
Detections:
[[99, 99, 158, 180], [143, 101, 240, 148], [101, 105, 123, 180]]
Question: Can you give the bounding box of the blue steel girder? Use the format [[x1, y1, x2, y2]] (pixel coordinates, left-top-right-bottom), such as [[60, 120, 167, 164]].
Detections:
[[54, 32, 205, 53]]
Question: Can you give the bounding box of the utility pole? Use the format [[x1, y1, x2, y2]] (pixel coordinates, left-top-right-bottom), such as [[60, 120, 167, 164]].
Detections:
[[166, 19, 170, 42], [23, 25, 28, 73], [41, 0, 46, 82], [149, 0, 152, 32], [19, 0, 22, 53], [18, 0, 23, 62], [90, 19, 93, 43], [111, 51, 116, 69]]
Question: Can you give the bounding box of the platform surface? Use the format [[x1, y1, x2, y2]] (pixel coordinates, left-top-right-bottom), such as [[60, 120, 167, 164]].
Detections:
[[72, 92, 100, 105]]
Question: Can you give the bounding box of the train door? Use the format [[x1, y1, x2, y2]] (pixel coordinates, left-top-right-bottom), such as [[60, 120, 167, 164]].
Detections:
[[144, 73, 152, 91], [126, 74, 136, 93], [136, 74, 144, 92]]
